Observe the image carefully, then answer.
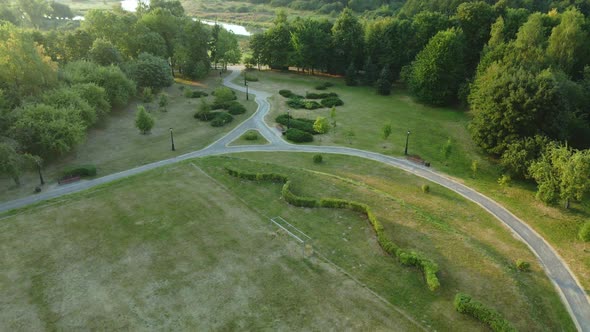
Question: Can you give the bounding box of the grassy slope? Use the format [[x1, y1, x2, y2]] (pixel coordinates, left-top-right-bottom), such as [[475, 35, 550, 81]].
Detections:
[[0, 71, 256, 202], [241, 70, 590, 292], [0, 154, 574, 330], [0, 161, 421, 331]]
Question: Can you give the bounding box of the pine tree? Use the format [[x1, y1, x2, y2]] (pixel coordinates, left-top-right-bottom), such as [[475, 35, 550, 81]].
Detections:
[[135, 106, 154, 134]]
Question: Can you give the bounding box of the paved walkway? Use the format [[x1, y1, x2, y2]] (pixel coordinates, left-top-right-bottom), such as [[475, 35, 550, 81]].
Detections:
[[1, 68, 589, 331]]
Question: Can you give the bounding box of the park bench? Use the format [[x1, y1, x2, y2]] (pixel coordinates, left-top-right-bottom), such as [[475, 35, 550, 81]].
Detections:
[[58, 176, 81, 185], [407, 155, 431, 167]]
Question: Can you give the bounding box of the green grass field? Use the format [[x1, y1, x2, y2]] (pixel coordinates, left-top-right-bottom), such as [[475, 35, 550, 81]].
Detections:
[[0, 71, 256, 202], [0, 154, 574, 331], [239, 69, 590, 292]]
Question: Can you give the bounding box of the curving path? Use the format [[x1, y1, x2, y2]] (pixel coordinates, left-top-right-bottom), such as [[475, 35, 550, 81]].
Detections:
[[1, 68, 589, 331]]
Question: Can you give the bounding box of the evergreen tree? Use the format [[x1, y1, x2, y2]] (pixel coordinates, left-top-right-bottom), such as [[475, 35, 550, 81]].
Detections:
[[135, 106, 155, 134], [376, 65, 393, 96]]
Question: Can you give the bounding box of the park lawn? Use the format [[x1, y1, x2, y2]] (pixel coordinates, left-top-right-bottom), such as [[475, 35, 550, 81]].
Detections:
[[0, 71, 256, 203], [0, 161, 428, 331], [196, 153, 573, 331], [228, 129, 270, 146], [0, 154, 574, 330], [239, 69, 590, 292]]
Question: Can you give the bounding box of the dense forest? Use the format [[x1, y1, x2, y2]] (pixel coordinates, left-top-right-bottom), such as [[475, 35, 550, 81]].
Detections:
[[248, 0, 590, 208], [0, 0, 240, 184]]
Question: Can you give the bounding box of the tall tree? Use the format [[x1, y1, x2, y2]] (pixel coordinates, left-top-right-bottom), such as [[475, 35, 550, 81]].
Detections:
[[547, 8, 589, 78], [407, 28, 465, 106], [454, 1, 496, 75], [264, 11, 292, 69], [529, 143, 590, 208], [291, 18, 332, 73], [331, 8, 364, 74]]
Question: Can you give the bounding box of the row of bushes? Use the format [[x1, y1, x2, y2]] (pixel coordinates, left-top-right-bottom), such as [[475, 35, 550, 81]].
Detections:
[[224, 167, 440, 291], [61, 164, 97, 179], [287, 96, 344, 109], [276, 114, 317, 135], [279, 89, 303, 99], [285, 128, 314, 143], [305, 92, 338, 99], [184, 89, 209, 98], [315, 82, 334, 90], [454, 293, 516, 332]]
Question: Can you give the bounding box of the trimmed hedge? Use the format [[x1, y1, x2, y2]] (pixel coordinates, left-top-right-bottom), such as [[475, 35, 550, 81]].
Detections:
[[227, 102, 247, 115], [306, 92, 338, 99], [315, 82, 334, 90], [184, 90, 208, 98], [279, 89, 294, 98], [286, 128, 314, 142], [61, 164, 97, 178], [211, 112, 233, 127], [321, 96, 344, 107], [454, 293, 516, 332], [276, 114, 316, 134], [225, 167, 441, 291]]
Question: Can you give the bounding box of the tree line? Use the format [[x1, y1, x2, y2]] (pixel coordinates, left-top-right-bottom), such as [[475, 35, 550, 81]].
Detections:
[[0, 0, 241, 185], [249, 1, 590, 208]]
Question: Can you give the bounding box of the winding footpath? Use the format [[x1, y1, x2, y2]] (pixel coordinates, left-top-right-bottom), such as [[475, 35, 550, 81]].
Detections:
[[1, 68, 589, 331]]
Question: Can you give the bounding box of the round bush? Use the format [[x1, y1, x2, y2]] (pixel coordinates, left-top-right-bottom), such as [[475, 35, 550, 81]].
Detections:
[[279, 89, 294, 98], [321, 97, 344, 107], [244, 131, 259, 140], [304, 101, 322, 110], [227, 102, 247, 115], [286, 128, 313, 143], [194, 110, 215, 121], [287, 98, 305, 109], [515, 259, 531, 272], [579, 222, 590, 242], [211, 112, 234, 127], [313, 154, 323, 163], [421, 184, 430, 193]]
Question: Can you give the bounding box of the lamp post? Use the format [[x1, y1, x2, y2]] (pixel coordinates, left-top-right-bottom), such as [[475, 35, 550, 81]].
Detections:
[[170, 128, 175, 151], [244, 74, 247, 86], [37, 161, 44, 186], [404, 130, 411, 156], [245, 81, 249, 101]]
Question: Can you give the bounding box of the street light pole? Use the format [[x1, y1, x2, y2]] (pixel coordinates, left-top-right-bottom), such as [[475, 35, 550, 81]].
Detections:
[[404, 130, 411, 156], [245, 82, 249, 101], [37, 162, 44, 185], [244, 74, 247, 86], [170, 128, 175, 151]]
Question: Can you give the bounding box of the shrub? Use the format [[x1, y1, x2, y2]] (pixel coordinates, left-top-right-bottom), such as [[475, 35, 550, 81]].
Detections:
[[306, 92, 338, 99], [194, 110, 215, 121], [279, 89, 294, 98], [286, 128, 313, 142], [304, 101, 322, 110], [61, 164, 97, 178], [142, 87, 154, 103], [213, 87, 237, 105], [422, 184, 430, 193], [515, 259, 531, 272], [135, 106, 154, 134], [313, 154, 323, 164], [227, 102, 247, 115], [287, 97, 306, 109], [184, 90, 209, 98], [245, 73, 259, 82], [321, 96, 344, 107], [244, 131, 259, 140], [315, 82, 334, 90], [211, 112, 233, 127], [276, 115, 316, 134], [454, 293, 516, 332], [578, 222, 590, 242]]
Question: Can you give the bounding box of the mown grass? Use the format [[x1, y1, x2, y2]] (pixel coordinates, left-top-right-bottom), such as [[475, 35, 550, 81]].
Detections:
[[0, 71, 256, 202], [196, 153, 573, 331], [0, 154, 574, 330], [0, 161, 429, 331], [239, 69, 590, 292]]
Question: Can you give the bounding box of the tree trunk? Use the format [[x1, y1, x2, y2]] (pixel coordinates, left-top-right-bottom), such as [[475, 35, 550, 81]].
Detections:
[[565, 198, 570, 209]]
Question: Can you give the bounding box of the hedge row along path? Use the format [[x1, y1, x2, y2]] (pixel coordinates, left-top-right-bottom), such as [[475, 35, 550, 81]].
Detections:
[[1, 68, 589, 331]]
